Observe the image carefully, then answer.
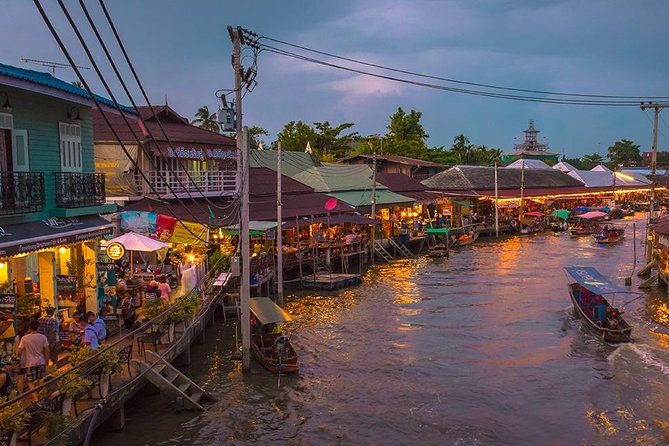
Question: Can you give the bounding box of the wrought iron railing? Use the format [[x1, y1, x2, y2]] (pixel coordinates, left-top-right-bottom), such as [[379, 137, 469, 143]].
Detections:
[[144, 169, 237, 196], [0, 171, 45, 215], [54, 172, 106, 208]]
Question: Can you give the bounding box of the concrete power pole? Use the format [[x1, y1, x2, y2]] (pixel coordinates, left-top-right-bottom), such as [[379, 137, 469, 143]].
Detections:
[[370, 153, 377, 264], [277, 143, 284, 306], [229, 25, 250, 371]]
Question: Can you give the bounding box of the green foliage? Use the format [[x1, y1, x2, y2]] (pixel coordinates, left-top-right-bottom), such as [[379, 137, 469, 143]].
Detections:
[[272, 120, 317, 152], [313, 121, 358, 159], [384, 107, 430, 159], [68, 346, 120, 375], [191, 105, 220, 133], [17, 294, 37, 317], [581, 153, 605, 170], [607, 139, 641, 167], [169, 292, 203, 322], [561, 156, 587, 170], [0, 281, 12, 293], [249, 126, 269, 150], [43, 412, 72, 446], [142, 297, 169, 321], [55, 372, 91, 398], [0, 392, 30, 433], [207, 250, 230, 275]]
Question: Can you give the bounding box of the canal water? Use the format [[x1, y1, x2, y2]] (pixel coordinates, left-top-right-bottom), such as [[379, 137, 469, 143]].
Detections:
[[95, 215, 669, 445]]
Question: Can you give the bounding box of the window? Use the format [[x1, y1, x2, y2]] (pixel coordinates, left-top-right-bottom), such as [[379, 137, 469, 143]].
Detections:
[[59, 122, 82, 172], [0, 113, 13, 130]]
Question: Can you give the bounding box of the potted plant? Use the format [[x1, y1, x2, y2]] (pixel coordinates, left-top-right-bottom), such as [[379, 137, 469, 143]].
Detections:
[[43, 412, 72, 446], [68, 346, 120, 399], [55, 372, 91, 415], [0, 392, 31, 445], [142, 298, 168, 321]]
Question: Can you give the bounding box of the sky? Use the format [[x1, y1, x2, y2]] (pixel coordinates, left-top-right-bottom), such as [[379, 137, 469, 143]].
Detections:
[[2, 0, 669, 158]]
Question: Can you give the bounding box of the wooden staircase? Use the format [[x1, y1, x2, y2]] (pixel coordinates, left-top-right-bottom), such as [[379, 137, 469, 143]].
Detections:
[[132, 350, 215, 411], [373, 240, 394, 262], [387, 238, 413, 257]]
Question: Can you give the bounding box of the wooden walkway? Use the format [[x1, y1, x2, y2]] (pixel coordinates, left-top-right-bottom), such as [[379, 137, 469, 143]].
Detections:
[[301, 272, 362, 290]]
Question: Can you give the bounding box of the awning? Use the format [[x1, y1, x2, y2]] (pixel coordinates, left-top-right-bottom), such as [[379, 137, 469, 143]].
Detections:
[[329, 190, 414, 208], [426, 228, 450, 235], [0, 215, 112, 258], [551, 209, 571, 220], [396, 190, 441, 203], [282, 213, 381, 228], [564, 267, 627, 295], [250, 297, 293, 324], [221, 221, 278, 236]]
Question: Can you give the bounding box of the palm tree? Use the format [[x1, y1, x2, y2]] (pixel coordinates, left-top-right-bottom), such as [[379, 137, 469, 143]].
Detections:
[[581, 153, 605, 169], [191, 105, 220, 132]]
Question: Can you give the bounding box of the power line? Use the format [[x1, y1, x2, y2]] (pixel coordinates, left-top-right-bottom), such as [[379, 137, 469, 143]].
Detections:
[[259, 34, 669, 101], [261, 46, 645, 107]]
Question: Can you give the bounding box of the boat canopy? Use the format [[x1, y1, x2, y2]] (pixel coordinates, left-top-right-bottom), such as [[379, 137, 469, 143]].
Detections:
[[250, 297, 293, 324], [564, 267, 627, 295], [426, 228, 450, 234], [551, 209, 571, 220], [577, 211, 607, 219], [523, 211, 544, 218]]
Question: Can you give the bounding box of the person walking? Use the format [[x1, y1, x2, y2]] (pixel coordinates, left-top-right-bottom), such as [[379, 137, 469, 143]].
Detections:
[[157, 275, 171, 303], [82, 312, 100, 350], [17, 320, 49, 400], [37, 307, 59, 365], [119, 293, 139, 330]]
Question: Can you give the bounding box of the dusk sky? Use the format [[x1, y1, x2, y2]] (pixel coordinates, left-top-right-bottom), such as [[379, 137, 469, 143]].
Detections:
[[3, 0, 669, 158]]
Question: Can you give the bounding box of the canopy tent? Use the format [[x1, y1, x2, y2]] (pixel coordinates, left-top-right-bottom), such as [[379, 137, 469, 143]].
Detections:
[[426, 228, 450, 235], [250, 297, 293, 325], [577, 211, 607, 219], [106, 232, 170, 252], [523, 211, 545, 218], [221, 221, 278, 236], [551, 209, 571, 220], [564, 267, 627, 295]]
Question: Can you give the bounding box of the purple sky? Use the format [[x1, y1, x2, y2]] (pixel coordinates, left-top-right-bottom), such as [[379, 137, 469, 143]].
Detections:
[[3, 0, 669, 157]]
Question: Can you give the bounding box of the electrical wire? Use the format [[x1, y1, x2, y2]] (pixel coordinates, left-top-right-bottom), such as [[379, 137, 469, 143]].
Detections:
[[261, 46, 646, 107], [259, 34, 669, 101]]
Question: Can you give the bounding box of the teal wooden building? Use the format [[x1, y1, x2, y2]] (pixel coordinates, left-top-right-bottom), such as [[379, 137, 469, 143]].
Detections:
[[0, 63, 126, 324]]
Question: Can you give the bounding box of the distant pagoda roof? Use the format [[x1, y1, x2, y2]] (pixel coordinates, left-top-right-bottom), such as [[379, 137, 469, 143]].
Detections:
[[508, 119, 558, 157]]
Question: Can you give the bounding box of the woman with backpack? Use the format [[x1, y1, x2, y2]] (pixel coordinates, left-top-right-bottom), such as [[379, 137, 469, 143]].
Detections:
[[120, 293, 139, 330]]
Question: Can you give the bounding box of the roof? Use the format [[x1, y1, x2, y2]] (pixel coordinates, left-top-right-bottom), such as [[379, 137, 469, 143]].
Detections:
[[567, 169, 650, 188], [564, 267, 627, 295], [375, 172, 427, 192], [292, 164, 383, 193], [329, 189, 414, 208], [553, 161, 576, 172], [93, 105, 235, 147], [505, 159, 553, 170], [0, 63, 134, 113], [591, 165, 612, 173], [342, 153, 446, 168], [250, 297, 293, 324], [249, 149, 320, 177], [422, 165, 584, 191]]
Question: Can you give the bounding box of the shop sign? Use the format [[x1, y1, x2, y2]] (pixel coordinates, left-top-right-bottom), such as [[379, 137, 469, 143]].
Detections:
[[96, 262, 117, 271], [0, 293, 16, 340], [106, 242, 126, 260], [56, 275, 78, 292], [166, 146, 235, 161]]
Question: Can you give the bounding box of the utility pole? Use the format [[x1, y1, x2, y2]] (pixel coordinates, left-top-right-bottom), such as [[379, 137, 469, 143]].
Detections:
[[370, 153, 377, 264], [276, 143, 284, 306], [229, 25, 250, 371], [494, 162, 499, 238], [640, 102, 668, 262]]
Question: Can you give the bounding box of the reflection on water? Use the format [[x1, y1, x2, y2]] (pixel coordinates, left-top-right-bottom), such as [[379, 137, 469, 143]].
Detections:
[[94, 216, 669, 445]]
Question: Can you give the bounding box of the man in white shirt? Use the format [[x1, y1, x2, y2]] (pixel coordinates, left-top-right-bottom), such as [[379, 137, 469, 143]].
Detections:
[[18, 320, 49, 400]]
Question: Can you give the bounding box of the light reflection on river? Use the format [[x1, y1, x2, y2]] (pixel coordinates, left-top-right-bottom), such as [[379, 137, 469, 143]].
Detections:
[[95, 215, 669, 445]]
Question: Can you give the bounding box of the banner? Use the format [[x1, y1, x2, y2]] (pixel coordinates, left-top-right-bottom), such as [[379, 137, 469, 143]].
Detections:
[[56, 275, 78, 293], [0, 294, 16, 340], [121, 211, 157, 235], [170, 220, 209, 246], [156, 214, 178, 240]]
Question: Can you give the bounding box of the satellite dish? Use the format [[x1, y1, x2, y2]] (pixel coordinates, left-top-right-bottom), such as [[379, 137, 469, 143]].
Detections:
[[324, 197, 338, 211]]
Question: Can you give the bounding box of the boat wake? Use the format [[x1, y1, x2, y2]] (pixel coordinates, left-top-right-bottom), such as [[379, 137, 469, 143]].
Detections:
[[609, 343, 669, 377]]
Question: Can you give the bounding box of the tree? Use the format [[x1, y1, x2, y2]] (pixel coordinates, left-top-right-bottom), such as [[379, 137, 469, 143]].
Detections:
[[581, 153, 605, 169], [191, 105, 220, 132], [450, 134, 475, 164], [385, 107, 430, 159], [313, 121, 358, 159], [472, 145, 502, 166], [607, 139, 641, 167], [560, 156, 587, 170], [271, 121, 317, 151], [248, 126, 269, 150]]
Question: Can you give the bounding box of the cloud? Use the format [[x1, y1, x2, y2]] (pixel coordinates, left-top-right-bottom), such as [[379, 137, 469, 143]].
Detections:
[[320, 74, 403, 100]]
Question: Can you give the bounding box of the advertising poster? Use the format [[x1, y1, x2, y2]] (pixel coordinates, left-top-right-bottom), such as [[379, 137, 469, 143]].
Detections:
[[0, 293, 16, 340]]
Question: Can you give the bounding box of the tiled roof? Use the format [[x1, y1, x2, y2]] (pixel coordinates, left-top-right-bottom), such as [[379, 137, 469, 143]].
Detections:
[[375, 172, 427, 192], [0, 63, 134, 113]]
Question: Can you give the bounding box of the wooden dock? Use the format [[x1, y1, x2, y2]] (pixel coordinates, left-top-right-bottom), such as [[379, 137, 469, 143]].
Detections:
[[301, 272, 362, 290]]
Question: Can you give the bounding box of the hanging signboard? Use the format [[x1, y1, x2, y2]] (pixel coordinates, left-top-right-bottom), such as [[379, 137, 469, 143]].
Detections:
[[56, 275, 78, 293], [106, 242, 126, 260], [0, 293, 16, 340]]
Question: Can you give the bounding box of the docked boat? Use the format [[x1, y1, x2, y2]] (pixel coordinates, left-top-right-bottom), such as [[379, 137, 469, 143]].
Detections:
[[250, 297, 299, 374], [569, 224, 598, 237], [454, 231, 479, 247], [427, 243, 449, 257], [426, 227, 451, 256], [564, 267, 632, 343], [593, 226, 625, 244]]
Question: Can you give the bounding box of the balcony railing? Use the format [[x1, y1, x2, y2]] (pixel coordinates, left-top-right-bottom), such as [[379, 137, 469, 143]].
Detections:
[[0, 172, 45, 215], [54, 172, 106, 208], [145, 170, 237, 196]]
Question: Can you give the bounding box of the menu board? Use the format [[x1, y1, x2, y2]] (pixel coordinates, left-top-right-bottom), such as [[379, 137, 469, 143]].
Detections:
[[0, 294, 16, 339]]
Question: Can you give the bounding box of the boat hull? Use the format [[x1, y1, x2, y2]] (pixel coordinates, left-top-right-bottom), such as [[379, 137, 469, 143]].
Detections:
[[593, 234, 625, 244], [567, 284, 632, 343], [251, 332, 299, 374]]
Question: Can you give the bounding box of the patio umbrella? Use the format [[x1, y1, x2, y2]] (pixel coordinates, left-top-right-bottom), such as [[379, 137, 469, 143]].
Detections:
[[106, 232, 170, 275], [578, 211, 608, 219], [551, 209, 571, 220]]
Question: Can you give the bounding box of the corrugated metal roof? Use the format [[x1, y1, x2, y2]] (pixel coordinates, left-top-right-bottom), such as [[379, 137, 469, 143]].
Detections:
[[505, 159, 552, 170], [0, 63, 134, 113], [553, 161, 576, 172]]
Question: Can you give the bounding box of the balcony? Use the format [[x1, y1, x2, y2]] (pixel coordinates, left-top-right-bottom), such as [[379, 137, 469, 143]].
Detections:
[[0, 172, 45, 215], [145, 169, 237, 197], [54, 172, 106, 208]]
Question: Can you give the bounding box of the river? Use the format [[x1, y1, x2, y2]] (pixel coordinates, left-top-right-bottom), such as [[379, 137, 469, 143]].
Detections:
[[94, 215, 669, 445]]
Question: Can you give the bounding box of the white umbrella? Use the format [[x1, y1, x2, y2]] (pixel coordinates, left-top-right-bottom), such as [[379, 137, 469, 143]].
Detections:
[[106, 232, 170, 252]]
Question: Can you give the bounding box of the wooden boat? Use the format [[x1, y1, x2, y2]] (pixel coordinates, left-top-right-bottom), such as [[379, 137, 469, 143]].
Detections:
[[593, 227, 625, 244], [564, 267, 632, 343], [427, 243, 448, 257], [569, 224, 598, 237], [455, 231, 479, 246], [250, 297, 299, 374]]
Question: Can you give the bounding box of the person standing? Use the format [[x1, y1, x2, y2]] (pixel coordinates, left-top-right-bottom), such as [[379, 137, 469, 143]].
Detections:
[[82, 312, 100, 350], [38, 307, 59, 365], [93, 309, 108, 343], [157, 275, 171, 303], [17, 320, 49, 400], [119, 293, 139, 330]]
